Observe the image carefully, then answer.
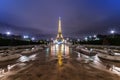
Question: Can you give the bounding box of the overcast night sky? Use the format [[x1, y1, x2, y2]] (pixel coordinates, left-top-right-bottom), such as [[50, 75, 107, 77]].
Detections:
[[0, 0, 120, 39]]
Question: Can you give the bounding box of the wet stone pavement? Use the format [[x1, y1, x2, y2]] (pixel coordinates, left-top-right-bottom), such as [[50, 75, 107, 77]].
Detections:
[[1, 44, 120, 80]]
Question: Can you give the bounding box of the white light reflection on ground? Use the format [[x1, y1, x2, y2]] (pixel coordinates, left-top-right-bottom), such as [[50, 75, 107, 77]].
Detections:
[[18, 54, 37, 62], [75, 51, 120, 76], [18, 56, 30, 62], [0, 48, 37, 79], [92, 55, 120, 76], [0, 63, 27, 78], [29, 54, 37, 61]]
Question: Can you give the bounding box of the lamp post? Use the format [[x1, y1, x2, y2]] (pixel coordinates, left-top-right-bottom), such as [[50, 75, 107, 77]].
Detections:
[[31, 37, 35, 41], [93, 35, 97, 38], [23, 35, 29, 39], [85, 37, 88, 41], [6, 31, 12, 45], [110, 30, 115, 38], [6, 31, 11, 36]]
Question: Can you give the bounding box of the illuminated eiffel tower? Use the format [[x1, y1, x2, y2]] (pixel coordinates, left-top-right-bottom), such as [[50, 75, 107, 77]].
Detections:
[[55, 17, 64, 44]]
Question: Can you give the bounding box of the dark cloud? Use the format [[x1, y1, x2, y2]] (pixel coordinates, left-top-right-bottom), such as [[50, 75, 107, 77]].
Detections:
[[0, 0, 120, 38]]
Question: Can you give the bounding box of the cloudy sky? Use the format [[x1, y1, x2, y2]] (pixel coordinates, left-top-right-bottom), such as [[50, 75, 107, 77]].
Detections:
[[0, 0, 120, 38]]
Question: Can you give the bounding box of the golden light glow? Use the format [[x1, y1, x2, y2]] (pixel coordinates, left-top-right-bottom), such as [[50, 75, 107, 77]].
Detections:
[[50, 44, 70, 66], [58, 17, 62, 33], [56, 17, 64, 43], [58, 47, 62, 66]]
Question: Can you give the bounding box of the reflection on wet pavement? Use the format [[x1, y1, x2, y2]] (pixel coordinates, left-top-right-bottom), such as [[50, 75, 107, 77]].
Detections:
[[49, 44, 70, 66], [0, 53, 37, 78], [1, 44, 120, 80], [50, 44, 69, 58], [18, 54, 37, 62], [75, 51, 120, 75], [48, 44, 120, 76], [18, 56, 30, 62]]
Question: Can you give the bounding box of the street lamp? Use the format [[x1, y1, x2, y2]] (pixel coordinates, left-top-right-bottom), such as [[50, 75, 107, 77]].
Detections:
[[93, 35, 97, 38], [31, 37, 35, 41], [77, 39, 80, 42], [85, 37, 88, 41], [110, 30, 115, 38], [23, 35, 29, 39], [89, 36, 92, 38], [6, 31, 11, 35], [110, 30, 115, 34]]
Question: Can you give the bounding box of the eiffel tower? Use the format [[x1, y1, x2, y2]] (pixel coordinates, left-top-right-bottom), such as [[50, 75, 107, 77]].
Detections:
[[56, 17, 64, 43]]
